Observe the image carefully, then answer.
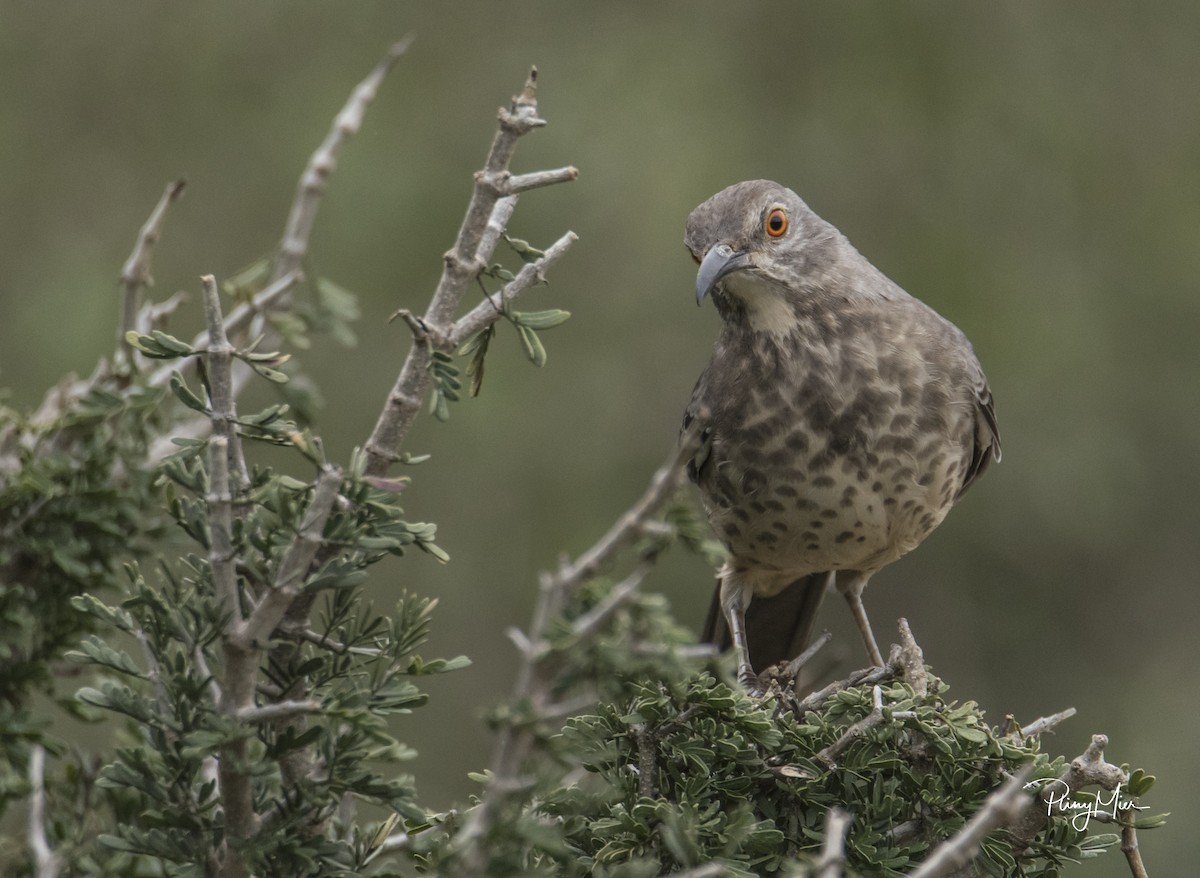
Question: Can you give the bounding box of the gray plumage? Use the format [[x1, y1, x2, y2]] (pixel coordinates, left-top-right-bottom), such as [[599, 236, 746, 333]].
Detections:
[[684, 180, 999, 687]]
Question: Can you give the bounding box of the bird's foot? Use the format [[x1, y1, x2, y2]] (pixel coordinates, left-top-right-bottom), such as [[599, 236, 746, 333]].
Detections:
[[737, 666, 770, 698]]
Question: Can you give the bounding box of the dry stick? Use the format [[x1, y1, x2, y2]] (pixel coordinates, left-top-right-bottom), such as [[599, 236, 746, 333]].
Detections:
[[1007, 733, 1126, 855], [235, 466, 342, 649], [791, 664, 894, 717], [1121, 813, 1150, 878], [909, 767, 1032, 878], [206, 436, 239, 630], [448, 229, 577, 347], [1018, 707, 1077, 739], [363, 67, 579, 477], [895, 617, 928, 696], [203, 277, 259, 878], [270, 36, 413, 286], [455, 422, 704, 872], [28, 745, 62, 878], [200, 275, 249, 487], [237, 700, 322, 724], [817, 684, 887, 768], [119, 179, 186, 347], [780, 630, 833, 679], [147, 269, 302, 390], [813, 807, 852, 878]]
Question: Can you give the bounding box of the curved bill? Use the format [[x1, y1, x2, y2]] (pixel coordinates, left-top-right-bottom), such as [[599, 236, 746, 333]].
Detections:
[[696, 243, 749, 305]]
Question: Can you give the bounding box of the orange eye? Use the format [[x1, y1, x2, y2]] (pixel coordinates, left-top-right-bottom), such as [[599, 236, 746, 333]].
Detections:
[[765, 207, 788, 238]]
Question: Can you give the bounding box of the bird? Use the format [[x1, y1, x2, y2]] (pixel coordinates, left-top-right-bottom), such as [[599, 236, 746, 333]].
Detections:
[[683, 180, 999, 690]]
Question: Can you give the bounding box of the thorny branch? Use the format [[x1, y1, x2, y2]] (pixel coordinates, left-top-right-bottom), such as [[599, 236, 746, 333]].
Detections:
[[27, 746, 61, 878], [812, 807, 851, 878], [362, 67, 578, 477], [270, 36, 413, 286], [910, 768, 1032, 878], [119, 179, 186, 348], [454, 419, 704, 873]]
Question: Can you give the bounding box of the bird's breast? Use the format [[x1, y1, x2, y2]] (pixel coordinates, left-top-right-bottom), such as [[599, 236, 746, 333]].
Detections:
[[694, 321, 973, 578]]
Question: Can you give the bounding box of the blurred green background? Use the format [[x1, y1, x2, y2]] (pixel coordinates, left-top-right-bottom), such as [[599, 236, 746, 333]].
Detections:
[[2, 4, 1196, 874]]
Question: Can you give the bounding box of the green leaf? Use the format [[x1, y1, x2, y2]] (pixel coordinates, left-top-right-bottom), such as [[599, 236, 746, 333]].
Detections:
[[169, 372, 208, 413], [517, 324, 547, 367], [250, 363, 290, 383], [504, 233, 546, 263], [125, 331, 184, 359], [64, 635, 144, 678], [150, 329, 195, 355], [1133, 812, 1170, 830], [511, 308, 571, 330], [421, 542, 450, 563]]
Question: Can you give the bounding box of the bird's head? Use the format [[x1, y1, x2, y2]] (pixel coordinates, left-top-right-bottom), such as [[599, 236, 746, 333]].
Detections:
[[685, 180, 837, 314]]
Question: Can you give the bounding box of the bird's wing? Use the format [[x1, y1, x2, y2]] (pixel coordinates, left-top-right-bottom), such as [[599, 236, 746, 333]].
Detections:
[[959, 367, 1001, 497], [681, 371, 714, 486]]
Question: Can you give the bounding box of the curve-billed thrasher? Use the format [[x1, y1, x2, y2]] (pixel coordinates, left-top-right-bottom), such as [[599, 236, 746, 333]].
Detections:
[[684, 180, 1000, 688]]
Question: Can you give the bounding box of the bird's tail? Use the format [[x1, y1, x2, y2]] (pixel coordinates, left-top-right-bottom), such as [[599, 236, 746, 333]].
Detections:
[[700, 573, 831, 673]]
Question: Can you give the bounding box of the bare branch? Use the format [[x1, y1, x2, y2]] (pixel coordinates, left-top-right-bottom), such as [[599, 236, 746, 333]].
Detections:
[[457, 424, 702, 873], [270, 37, 412, 286], [1008, 733, 1127, 854], [817, 685, 886, 768], [910, 768, 1032, 878], [27, 745, 62, 878], [236, 466, 342, 647], [896, 617, 928, 696], [1122, 815, 1150, 878], [569, 560, 651, 641], [790, 664, 894, 717], [201, 274, 249, 486], [119, 179, 186, 347], [207, 435, 240, 631], [486, 165, 578, 195], [553, 413, 705, 590], [449, 230, 579, 347], [779, 630, 833, 679], [477, 196, 519, 264], [147, 269, 302, 390], [238, 699, 322, 724], [363, 67, 577, 477], [813, 807, 852, 878], [1018, 707, 1077, 739]]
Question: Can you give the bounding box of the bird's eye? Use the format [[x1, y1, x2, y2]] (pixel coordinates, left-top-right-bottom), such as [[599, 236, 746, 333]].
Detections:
[[765, 207, 788, 238]]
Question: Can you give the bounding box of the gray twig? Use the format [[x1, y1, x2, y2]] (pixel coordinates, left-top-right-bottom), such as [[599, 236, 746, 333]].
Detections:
[[271, 37, 413, 286], [910, 768, 1032, 878], [634, 724, 658, 798], [813, 807, 852, 878], [791, 664, 893, 717], [146, 268, 301, 390], [779, 630, 833, 679], [449, 229, 578, 348], [817, 685, 887, 768], [362, 67, 577, 477], [1121, 814, 1150, 878], [119, 179, 186, 348], [236, 466, 342, 648], [200, 275, 249, 486], [1008, 733, 1126, 854], [237, 699, 323, 724], [1018, 707, 1077, 739], [456, 420, 703, 873], [896, 617, 928, 696], [27, 746, 62, 878]]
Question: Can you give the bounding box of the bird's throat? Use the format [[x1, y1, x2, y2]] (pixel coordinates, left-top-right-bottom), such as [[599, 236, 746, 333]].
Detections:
[[722, 273, 799, 340]]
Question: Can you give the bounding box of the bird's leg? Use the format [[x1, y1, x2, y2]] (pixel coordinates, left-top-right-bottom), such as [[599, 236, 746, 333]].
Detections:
[[836, 571, 884, 667], [719, 573, 761, 692]]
